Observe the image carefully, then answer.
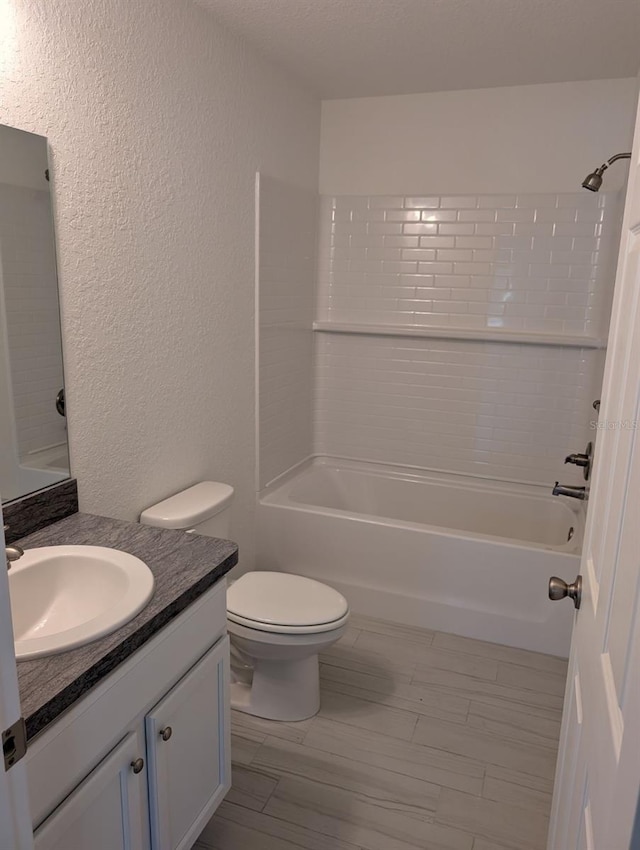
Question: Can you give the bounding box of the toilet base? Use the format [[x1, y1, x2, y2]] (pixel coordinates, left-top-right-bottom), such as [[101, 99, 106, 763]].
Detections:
[[230, 654, 321, 721]]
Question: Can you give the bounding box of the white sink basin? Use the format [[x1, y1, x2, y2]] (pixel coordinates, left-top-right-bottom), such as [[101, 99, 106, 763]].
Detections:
[[9, 546, 155, 661]]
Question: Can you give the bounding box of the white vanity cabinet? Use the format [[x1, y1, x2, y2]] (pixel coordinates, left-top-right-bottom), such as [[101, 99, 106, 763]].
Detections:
[[145, 637, 230, 850], [33, 731, 148, 850], [26, 580, 231, 850]]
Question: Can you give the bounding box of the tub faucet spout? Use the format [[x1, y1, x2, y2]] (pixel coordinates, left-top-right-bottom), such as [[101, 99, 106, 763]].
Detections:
[[552, 482, 587, 500]]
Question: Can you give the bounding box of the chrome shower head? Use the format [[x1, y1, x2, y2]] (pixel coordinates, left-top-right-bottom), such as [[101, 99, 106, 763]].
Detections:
[[581, 152, 632, 192]]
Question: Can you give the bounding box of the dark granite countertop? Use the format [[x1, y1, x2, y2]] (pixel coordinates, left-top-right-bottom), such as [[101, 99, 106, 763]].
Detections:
[[15, 513, 238, 740]]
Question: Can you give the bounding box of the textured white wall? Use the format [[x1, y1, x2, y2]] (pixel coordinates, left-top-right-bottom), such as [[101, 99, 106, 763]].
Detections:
[[320, 79, 638, 196], [0, 0, 319, 567]]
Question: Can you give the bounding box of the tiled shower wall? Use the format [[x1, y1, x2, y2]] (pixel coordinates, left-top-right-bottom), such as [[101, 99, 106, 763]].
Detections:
[[258, 175, 317, 488], [0, 183, 66, 458], [315, 334, 603, 484], [314, 193, 620, 485], [317, 192, 619, 335]]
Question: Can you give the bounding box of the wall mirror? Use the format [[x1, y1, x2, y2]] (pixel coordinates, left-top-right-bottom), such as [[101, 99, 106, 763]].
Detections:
[[0, 124, 69, 503]]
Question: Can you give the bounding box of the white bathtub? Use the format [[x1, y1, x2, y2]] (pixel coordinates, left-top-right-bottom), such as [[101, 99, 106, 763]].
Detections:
[[258, 457, 584, 657]]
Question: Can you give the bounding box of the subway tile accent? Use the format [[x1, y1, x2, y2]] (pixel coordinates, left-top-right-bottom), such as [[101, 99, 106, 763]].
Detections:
[[314, 333, 604, 485], [317, 193, 619, 337], [314, 193, 619, 483]]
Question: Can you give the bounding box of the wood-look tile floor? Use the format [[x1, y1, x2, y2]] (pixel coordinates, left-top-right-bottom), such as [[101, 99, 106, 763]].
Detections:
[[196, 615, 568, 850]]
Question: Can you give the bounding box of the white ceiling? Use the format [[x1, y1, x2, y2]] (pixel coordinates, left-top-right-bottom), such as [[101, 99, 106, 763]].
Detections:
[[197, 0, 640, 99]]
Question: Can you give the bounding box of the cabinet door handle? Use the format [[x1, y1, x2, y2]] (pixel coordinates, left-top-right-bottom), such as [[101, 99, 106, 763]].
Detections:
[[131, 757, 145, 774], [159, 726, 173, 742]]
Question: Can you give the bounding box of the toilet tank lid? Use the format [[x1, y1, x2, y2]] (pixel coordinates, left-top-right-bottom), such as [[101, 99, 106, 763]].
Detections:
[[140, 481, 234, 529]]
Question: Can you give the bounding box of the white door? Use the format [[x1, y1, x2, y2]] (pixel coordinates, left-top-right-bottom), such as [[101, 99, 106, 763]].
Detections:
[[548, 88, 640, 849], [0, 517, 34, 850]]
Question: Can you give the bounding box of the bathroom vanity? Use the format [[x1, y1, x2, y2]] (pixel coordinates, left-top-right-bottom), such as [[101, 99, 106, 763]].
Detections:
[[12, 513, 238, 850], [0, 120, 239, 849]]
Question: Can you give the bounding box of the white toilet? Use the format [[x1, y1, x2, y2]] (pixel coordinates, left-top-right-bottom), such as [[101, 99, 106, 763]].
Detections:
[[140, 482, 350, 722]]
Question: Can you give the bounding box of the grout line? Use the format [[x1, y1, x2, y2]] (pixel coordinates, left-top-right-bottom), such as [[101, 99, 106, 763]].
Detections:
[[298, 714, 316, 745], [215, 803, 342, 850]]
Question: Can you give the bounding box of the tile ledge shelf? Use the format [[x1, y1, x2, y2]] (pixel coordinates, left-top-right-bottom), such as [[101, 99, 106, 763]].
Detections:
[[312, 321, 607, 349]]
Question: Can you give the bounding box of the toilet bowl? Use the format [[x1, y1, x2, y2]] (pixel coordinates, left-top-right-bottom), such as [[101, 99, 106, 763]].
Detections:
[[227, 571, 349, 721], [140, 483, 350, 722]]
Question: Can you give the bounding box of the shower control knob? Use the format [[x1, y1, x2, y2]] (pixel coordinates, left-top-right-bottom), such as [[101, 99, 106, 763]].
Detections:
[[548, 575, 582, 610], [565, 453, 589, 467], [564, 442, 593, 481]]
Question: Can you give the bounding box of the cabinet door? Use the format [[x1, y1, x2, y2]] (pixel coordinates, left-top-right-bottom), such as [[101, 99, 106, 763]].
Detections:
[[33, 731, 148, 850], [146, 636, 231, 850]]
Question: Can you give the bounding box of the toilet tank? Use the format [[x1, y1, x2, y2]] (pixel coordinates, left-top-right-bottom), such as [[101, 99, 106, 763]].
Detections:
[[139, 481, 234, 539]]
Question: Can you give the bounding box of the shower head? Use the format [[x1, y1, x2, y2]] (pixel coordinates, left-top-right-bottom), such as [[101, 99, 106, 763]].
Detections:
[[582, 152, 632, 192], [582, 167, 605, 192]]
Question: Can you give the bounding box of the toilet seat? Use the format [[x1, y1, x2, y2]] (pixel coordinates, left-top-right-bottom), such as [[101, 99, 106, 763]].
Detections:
[[227, 571, 350, 635], [227, 610, 350, 635]]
